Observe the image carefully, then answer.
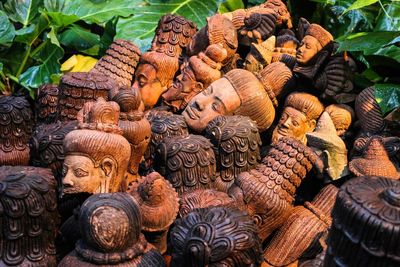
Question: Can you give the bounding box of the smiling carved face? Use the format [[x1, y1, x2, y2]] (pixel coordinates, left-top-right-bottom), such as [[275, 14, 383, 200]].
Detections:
[[296, 35, 322, 64], [183, 77, 241, 133]]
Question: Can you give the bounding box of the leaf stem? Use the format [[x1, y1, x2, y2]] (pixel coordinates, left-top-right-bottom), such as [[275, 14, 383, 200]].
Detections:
[[378, 0, 393, 24], [16, 46, 31, 77]]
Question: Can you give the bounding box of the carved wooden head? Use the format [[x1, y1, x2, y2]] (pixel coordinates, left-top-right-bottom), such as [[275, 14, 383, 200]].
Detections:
[[325, 104, 354, 136]]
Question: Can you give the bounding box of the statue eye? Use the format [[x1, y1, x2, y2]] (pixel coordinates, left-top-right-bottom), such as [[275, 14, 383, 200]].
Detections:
[[212, 101, 222, 112], [73, 168, 89, 178], [293, 120, 300, 127]]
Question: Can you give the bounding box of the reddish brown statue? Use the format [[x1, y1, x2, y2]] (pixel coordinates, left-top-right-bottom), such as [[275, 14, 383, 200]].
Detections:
[[229, 136, 323, 241], [153, 134, 217, 195], [62, 98, 131, 195], [244, 36, 275, 73], [0, 166, 59, 267], [130, 172, 179, 254], [324, 176, 400, 267], [59, 193, 165, 266], [272, 92, 324, 144], [170, 206, 263, 267], [263, 185, 338, 266], [205, 115, 262, 192], [0, 95, 33, 166], [162, 44, 227, 112], [324, 104, 354, 137], [272, 29, 299, 68], [183, 68, 276, 133], [35, 84, 59, 124], [355, 86, 385, 135], [91, 39, 142, 87]]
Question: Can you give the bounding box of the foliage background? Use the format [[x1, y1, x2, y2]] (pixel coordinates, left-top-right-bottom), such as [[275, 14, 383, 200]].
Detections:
[[0, 0, 398, 116]]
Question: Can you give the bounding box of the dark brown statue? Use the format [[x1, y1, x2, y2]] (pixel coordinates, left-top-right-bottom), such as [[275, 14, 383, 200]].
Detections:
[[35, 84, 59, 124], [0, 166, 59, 267], [170, 206, 263, 267], [0, 95, 33, 166], [324, 176, 400, 267], [229, 136, 323, 241], [205, 115, 262, 192], [272, 29, 299, 68], [58, 193, 166, 266], [153, 134, 217, 196]]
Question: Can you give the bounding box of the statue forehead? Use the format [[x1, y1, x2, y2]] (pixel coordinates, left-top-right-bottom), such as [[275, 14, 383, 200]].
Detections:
[[283, 106, 307, 120]]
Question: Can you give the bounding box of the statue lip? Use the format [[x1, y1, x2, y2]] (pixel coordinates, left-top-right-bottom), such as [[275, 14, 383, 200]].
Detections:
[[185, 105, 200, 120], [277, 127, 288, 135]]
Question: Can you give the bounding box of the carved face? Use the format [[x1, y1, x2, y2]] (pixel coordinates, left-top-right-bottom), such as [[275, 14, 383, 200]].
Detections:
[[244, 53, 263, 73], [133, 63, 164, 108], [62, 155, 115, 194], [272, 107, 313, 144], [296, 35, 321, 64], [183, 78, 241, 132]]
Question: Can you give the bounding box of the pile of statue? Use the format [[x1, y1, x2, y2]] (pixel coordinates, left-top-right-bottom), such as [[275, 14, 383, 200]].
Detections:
[[1, 1, 399, 266]]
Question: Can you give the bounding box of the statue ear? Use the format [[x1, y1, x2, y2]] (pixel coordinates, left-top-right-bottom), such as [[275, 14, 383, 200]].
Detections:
[[101, 158, 115, 177], [309, 119, 317, 131], [194, 82, 203, 93]]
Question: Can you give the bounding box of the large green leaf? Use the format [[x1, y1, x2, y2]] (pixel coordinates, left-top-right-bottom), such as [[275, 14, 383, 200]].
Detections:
[[2, 0, 43, 26], [116, 0, 225, 51], [374, 2, 400, 31], [59, 25, 100, 55], [0, 10, 15, 46], [19, 39, 64, 89], [14, 14, 49, 45], [375, 83, 400, 114], [343, 0, 378, 14], [336, 31, 400, 52], [219, 0, 244, 13]]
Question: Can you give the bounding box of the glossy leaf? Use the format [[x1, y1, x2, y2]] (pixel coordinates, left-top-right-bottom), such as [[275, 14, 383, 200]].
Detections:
[[19, 40, 64, 89], [59, 25, 100, 55], [343, 0, 378, 14], [336, 31, 400, 52], [3, 0, 43, 26], [116, 0, 225, 51], [0, 10, 15, 46], [61, 54, 97, 72], [375, 2, 400, 31], [219, 0, 244, 13], [14, 14, 49, 45], [375, 83, 400, 114]]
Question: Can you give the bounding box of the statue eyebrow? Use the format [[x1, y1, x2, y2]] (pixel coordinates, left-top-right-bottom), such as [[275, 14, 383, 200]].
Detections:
[[214, 96, 227, 112]]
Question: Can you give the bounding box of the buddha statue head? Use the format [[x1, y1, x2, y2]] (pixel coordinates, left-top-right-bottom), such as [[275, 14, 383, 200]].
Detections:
[[272, 92, 324, 144], [133, 51, 179, 109], [162, 44, 227, 112], [325, 104, 354, 137], [244, 36, 275, 73], [183, 69, 275, 133], [62, 98, 131, 195]]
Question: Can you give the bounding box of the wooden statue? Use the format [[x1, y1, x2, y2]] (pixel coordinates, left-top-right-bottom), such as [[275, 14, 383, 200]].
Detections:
[[0, 166, 59, 267], [263, 185, 338, 267], [58, 72, 116, 121], [62, 98, 131, 195], [91, 39, 141, 87], [179, 189, 236, 218], [355, 86, 385, 135], [272, 92, 324, 144], [162, 44, 227, 112], [183, 68, 276, 133], [272, 29, 299, 68], [229, 136, 323, 241], [59, 193, 166, 266], [130, 172, 179, 254], [260, 0, 292, 29], [0, 95, 33, 166], [153, 134, 217, 196], [244, 36, 275, 73], [306, 112, 349, 181], [324, 176, 400, 267], [35, 84, 59, 124], [349, 136, 399, 179], [170, 206, 263, 267], [111, 86, 151, 185], [205, 115, 262, 192], [324, 104, 354, 137], [294, 23, 334, 79]]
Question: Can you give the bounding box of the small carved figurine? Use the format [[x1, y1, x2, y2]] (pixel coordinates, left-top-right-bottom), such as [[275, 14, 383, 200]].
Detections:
[[0, 95, 33, 166], [355, 86, 385, 135], [62, 98, 131, 195], [244, 36, 275, 73], [58, 193, 166, 267], [0, 166, 59, 267], [130, 172, 179, 254], [229, 136, 323, 241], [153, 134, 217, 196], [162, 44, 227, 112], [306, 112, 349, 181], [205, 115, 262, 192], [170, 206, 263, 267], [324, 104, 354, 137], [272, 92, 324, 144], [179, 189, 236, 218], [111, 86, 151, 185], [35, 84, 59, 124], [90, 39, 142, 87], [263, 185, 338, 267], [58, 72, 116, 121], [349, 136, 399, 179], [29, 120, 78, 186], [324, 176, 400, 267], [183, 68, 276, 133], [272, 29, 299, 68], [294, 24, 334, 80]]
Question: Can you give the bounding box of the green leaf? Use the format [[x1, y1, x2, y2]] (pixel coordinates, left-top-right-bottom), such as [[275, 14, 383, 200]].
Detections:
[[99, 18, 117, 55], [343, 0, 378, 14], [59, 25, 100, 56], [337, 31, 400, 52], [44, 11, 80, 28], [47, 26, 60, 47], [3, 0, 43, 26], [116, 0, 224, 51], [0, 10, 15, 46], [375, 2, 400, 31], [219, 0, 244, 13], [19, 39, 64, 89], [375, 83, 400, 114], [14, 14, 49, 45]]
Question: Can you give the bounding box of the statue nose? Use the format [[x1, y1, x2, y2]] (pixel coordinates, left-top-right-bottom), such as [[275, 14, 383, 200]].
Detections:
[[62, 175, 74, 187], [194, 99, 206, 111]]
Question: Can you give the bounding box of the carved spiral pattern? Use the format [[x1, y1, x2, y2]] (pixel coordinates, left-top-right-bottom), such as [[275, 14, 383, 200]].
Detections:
[[35, 84, 59, 124]]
